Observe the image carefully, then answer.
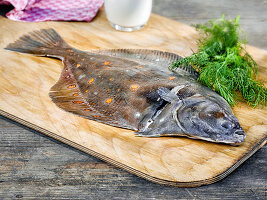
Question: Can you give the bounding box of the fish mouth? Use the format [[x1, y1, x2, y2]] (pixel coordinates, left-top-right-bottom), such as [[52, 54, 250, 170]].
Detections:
[[214, 129, 246, 146], [230, 129, 246, 145]]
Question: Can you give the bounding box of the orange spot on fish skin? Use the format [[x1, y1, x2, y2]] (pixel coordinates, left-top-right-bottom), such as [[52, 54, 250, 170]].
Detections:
[[104, 61, 110, 65], [68, 84, 76, 89], [109, 78, 113, 81], [84, 109, 92, 111], [139, 65, 144, 69], [117, 89, 121, 92], [93, 115, 101, 118], [106, 67, 111, 70], [169, 76, 176, 80], [105, 98, 113, 104], [130, 84, 139, 90], [73, 93, 79, 96], [67, 49, 73, 53], [76, 64, 81, 68], [107, 89, 111, 92], [88, 78, 95, 84], [85, 89, 89, 93], [73, 101, 84, 104]]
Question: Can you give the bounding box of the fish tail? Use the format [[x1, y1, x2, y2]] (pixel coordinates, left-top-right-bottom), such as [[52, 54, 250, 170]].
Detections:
[[5, 28, 72, 57]]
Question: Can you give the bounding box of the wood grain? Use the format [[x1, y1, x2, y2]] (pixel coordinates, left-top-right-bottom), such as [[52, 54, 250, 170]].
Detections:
[[0, 10, 266, 187]]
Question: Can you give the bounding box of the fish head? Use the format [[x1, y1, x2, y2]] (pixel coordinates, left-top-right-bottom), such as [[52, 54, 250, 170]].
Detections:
[[138, 86, 246, 145], [176, 95, 246, 145]]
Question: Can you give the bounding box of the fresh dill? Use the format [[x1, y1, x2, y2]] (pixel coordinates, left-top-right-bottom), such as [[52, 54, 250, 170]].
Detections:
[[170, 15, 266, 107]]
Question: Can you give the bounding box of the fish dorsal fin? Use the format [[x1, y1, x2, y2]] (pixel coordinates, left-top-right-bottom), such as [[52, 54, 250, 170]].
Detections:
[[49, 64, 126, 128], [89, 49, 199, 79]]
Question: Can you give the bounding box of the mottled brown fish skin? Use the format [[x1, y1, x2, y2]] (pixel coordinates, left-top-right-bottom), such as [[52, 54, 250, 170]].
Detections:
[[58, 49, 188, 129]]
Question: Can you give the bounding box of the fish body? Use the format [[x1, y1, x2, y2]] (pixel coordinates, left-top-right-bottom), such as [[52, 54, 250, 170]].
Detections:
[[5, 29, 246, 145]]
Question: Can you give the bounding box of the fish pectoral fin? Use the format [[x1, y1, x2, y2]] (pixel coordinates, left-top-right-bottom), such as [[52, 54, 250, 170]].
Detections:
[[157, 87, 178, 102]]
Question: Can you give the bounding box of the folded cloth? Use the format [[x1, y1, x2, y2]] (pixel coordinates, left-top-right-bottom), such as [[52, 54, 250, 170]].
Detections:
[[0, 0, 103, 22]]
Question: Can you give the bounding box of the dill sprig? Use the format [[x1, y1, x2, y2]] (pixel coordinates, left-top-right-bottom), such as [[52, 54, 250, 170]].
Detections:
[[170, 15, 267, 107]]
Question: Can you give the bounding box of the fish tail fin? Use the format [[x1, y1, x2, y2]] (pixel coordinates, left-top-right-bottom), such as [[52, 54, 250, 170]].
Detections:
[[5, 28, 72, 57]]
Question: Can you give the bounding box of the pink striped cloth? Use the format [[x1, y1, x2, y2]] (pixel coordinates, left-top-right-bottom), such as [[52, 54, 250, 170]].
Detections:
[[0, 0, 103, 22]]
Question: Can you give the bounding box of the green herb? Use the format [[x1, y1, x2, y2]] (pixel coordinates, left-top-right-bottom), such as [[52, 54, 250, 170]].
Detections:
[[170, 15, 267, 107]]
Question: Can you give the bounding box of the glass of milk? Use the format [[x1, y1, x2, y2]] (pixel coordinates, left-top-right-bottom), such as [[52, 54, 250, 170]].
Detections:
[[104, 0, 152, 32]]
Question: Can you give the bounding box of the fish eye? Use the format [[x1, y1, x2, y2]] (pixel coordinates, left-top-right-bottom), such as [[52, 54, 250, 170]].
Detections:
[[211, 111, 224, 118], [198, 111, 224, 119], [198, 111, 213, 119]]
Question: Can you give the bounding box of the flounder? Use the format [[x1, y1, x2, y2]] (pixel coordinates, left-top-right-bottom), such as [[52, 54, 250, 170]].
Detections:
[[5, 28, 246, 145]]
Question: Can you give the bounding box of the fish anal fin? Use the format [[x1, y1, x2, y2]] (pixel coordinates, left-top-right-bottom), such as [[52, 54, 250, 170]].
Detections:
[[49, 69, 134, 129], [49, 69, 107, 122]]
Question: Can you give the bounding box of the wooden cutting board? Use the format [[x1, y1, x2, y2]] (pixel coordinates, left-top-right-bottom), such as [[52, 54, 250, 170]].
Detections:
[[0, 11, 266, 187]]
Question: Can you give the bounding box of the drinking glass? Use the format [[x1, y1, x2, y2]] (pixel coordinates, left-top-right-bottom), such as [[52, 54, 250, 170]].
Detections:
[[104, 0, 153, 32]]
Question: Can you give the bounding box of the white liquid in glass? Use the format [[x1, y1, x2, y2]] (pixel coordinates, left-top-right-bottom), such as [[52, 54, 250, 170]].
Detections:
[[105, 0, 152, 31]]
